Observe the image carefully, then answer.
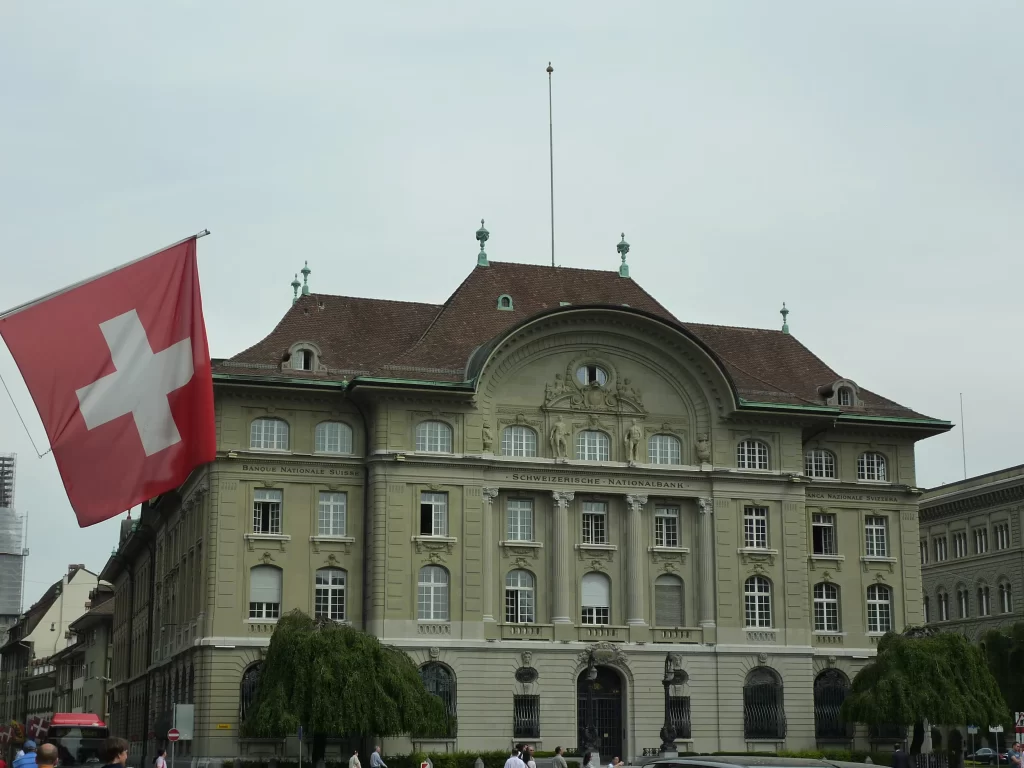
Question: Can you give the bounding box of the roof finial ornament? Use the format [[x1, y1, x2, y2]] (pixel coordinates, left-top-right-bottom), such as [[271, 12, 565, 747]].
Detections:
[[301, 261, 311, 296], [291, 273, 301, 304], [780, 302, 790, 334], [617, 233, 630, 278], [476, 218, 490, 267]]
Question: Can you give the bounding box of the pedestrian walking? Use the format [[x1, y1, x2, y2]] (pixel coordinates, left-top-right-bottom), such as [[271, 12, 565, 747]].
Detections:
[[36, 744, 58, 768], [504, 746, 525, 768], [370, 747, 388, 768], [100, 738, 129, 768], [13, 742, 36, 768], [154, 748, 167, 768], [524, 747, 537, 768], [349, 751, 361, 768], [552, 747, 568, 768], [892, 744, 911, 768]]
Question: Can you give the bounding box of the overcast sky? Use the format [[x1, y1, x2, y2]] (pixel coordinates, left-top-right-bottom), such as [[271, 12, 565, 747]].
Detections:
[[1, 1, 1021, 602]]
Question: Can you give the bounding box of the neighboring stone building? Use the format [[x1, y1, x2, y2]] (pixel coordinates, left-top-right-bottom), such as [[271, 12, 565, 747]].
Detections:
[[53, 583, 115, 720], [919, 465, 1024, 638], [103, 233, 950, 765], [0, 452, 28, 636], [0, 565, 100, 724]]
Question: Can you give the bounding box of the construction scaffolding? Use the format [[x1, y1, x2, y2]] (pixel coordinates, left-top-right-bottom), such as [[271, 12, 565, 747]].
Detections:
[[0, 506, 24, 616], [0, 453, 14, 509]]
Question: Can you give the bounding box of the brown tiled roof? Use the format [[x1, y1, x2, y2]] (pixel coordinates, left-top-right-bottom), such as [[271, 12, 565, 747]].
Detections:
[[215, 262, 937, 421]]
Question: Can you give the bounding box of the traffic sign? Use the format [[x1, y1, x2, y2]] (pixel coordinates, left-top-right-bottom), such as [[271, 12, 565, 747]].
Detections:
[[991, 726, 1005, 733], [168, 729, 181, 742], [1015, 712, 1024, 732], [969, 726, 980, 735]]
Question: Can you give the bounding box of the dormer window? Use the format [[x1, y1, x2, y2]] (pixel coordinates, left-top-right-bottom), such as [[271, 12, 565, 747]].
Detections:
[[838, 387, 853, 407], [819, 378, 861, 409], [287, 342, 321, 373], [497, 294, 514, 311], [576, 365, 608, 386], [297, 349, 314, 371]]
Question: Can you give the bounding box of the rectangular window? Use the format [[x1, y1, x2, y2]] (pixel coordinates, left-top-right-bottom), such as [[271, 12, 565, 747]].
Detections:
[[655, 506, 680, 548], [974, 527, 989, 555], [419, 492, 449, 537], [253, 489, 282, 534], [318, 491, 347, 537], [812, 513, 836, 555], [582, 501, 608, 545], [513, 694, 540, 738], [581, 606, 610, 625], [934, 537, 948, 562], [668, 695, 692, 739], [995, 523, 1010, 551], [506, 499, 534, 542], [743, 506, 768, 549], [953, 531, 967, 558], [865, 516, 888, 558]]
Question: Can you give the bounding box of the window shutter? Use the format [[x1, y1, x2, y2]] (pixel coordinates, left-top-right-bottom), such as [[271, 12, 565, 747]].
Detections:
[[250, 567, 282, 603], [581, 573, 610, 607], [655, 577, 683, 626]]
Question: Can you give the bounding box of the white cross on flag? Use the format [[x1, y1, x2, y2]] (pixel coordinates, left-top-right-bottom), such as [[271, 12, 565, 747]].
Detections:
[[0, 237, 215, 527]]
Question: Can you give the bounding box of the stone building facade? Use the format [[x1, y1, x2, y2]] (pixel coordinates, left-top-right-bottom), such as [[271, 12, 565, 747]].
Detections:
[[919, 465, 1024, 638], [102, 241, 949, 764]]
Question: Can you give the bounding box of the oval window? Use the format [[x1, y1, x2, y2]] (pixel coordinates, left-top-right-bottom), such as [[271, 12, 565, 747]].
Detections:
[[576, 364, 608, 386]]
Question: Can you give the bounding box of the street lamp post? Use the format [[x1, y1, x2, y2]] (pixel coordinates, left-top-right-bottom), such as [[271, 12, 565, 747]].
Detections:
[[581, 651, 600, 765], [660, 655, 686, 757]]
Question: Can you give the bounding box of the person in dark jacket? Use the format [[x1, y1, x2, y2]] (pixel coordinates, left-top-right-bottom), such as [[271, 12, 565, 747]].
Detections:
[[100, 738, 129, 768], [892, 743, 912, 768]]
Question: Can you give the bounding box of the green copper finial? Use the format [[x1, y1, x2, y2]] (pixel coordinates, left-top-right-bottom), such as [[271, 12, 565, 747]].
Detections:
[[780, 302, 790, 334], [617, 233, 630, 278], [291, 273, 301, 304], [301, 261, 311, 296], [476, 218, 490, 267]]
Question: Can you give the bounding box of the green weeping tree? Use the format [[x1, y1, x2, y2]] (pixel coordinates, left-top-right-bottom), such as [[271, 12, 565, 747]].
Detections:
[[980, 621, 1024, 726], [842, 628, 1008, 753], [242, 612, 449, 761]]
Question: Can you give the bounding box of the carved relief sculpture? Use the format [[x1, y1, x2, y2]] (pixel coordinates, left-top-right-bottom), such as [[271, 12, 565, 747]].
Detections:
[[625, 419, 643, 462], [696, 433, 711, 463], [550, 416, 570, 459], [482, 421, 493, 453]]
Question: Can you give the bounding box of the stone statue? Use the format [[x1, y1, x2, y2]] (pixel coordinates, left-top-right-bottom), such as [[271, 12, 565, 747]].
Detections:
[[550, 417, 569, 458], [625, 419, 643, 462], [482, 422, 493, 453], [696, 433, 711, 463]]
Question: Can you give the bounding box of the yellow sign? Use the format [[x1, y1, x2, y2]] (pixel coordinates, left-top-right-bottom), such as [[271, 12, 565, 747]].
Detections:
[[216, 724, 231, 730]]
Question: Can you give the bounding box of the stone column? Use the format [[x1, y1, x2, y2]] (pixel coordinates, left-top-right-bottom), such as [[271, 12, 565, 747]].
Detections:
[[481, 488, 499, 629], [698, 498, 717, 630], [626, 494, 649, 628], [552, 491, 576, 639]]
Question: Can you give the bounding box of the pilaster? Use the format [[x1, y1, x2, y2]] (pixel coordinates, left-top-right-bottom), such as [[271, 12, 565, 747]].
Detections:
[[482, 487, 499, 639], [699, 497, 717, 643], [626, 494, 651, 642], [552, 490, 576, 641]]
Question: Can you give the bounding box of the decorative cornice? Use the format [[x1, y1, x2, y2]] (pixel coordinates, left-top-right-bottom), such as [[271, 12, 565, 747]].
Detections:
[[920, 486, 1024, 521]]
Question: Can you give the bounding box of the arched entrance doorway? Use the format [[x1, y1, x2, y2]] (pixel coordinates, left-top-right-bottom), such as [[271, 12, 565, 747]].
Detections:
[[577, 666, 625, 761]]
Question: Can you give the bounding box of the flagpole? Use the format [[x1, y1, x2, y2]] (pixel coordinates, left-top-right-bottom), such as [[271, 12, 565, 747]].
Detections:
[[0, 229, 210, 321]]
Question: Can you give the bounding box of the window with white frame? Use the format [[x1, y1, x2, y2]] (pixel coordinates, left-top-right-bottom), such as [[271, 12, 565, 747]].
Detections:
[[744, 576, 772, 628], [249, 566, 282, 620], [575, 431, 610, 461], [953, 531, 967, 558], [857, 452, 887, 482], [506, 499, 534, 542], [250, 418, 289, 451], [582, 501, 607, 545], [419, 492, 449, 537], [737, 440, 769, 470], [935, 537, 948, 562], [811, 513, 837, 556], [920, 540, 928, 565], [974, 527, 989, 555], [253, 489, 282, 534], [1000, 583, 1013, 613], [743, 506, 768, 549], [416, 421, 453, 453], [866, 584, 892, 633], [314, 568, 346, 621], [804, 449, 837, 479], [315, 422, 353, 454], [938, 591, 949, 621], [576, 365, 608, 386], [501, 426, 538, 457], [813, 582, 840, 632], [581, 572, 611, 625], [417, 566, 449, 621], [655, 506, 680, 548], [648, 434, 681, 465], [995, 523, 1011, 551], [505, 570, 535, 623], [957, 588, 969, 619], [318, 491, 347, 537], [977, 586, 991, 616], [864, 516, 888, 558], [838, 387, 853, 407]]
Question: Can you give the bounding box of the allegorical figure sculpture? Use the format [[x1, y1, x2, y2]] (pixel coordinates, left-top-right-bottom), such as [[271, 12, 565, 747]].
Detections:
[[695, 433, 711, 463], [550, 417, 569, 459], [625, 419, 643, 462]]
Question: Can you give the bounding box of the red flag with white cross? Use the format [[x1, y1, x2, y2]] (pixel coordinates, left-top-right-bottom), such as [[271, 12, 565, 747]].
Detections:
[[0, 236, 215, 527]]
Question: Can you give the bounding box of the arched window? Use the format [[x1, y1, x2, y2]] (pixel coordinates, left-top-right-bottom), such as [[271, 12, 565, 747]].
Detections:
[[743, 667, 786, 739], [581, 572, 610, 625], [1000, 582, 1013, 613], [505, 570, 535, 624], [737, 440, 769, 470], [654, 574, 684, 627], [814, 669, 851, 740], [314, 568, 346, 621], [837, 387, 853, 407], [744, 576, 772, 628], [418, 566, 449, 621], [420, 662, 457, 735], [813, 582, 840, 633], [938, 590, 949, 621], [804, 449, 837, 479], [923, 595, 930, 623], [867, 584, 893, 632], [957, 586, 969, 619], [293, 348, 315, 371], [857, 452, 888, 482], [502, 426, 537, 457], [576, 365, 608, 386], [416, 421, 453, 453], [497, 294, 514, 310], [576, 430, 610, 461], [250, 418, 289, 451], [648, 434, 681, 465], [977, 585, 991, 616], [249, 566, 282, 620], [315, 422, 353, 454]]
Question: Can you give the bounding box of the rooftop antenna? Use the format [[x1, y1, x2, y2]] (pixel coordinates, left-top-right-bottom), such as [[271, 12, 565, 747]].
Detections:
[[960, 392, 967, 479], [547, 62, 555, 268]]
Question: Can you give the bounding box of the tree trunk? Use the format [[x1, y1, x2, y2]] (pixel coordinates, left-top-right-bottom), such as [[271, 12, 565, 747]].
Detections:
[[911, 721, 925, 754]]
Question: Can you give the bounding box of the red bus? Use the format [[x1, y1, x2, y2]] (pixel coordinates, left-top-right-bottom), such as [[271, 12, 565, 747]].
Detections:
[[41, 714, 109, 766]]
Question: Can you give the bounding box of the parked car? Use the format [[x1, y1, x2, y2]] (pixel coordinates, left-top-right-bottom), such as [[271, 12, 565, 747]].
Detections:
[[967, 748, 1010, 765]]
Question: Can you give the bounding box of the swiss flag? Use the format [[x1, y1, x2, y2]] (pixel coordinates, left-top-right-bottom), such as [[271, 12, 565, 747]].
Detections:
[[0, 238, 215, 527]]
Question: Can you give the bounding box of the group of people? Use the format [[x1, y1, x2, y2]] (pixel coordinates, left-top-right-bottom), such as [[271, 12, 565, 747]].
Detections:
[[504, 744, 542, 768], [1, 737, 131, 768]]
